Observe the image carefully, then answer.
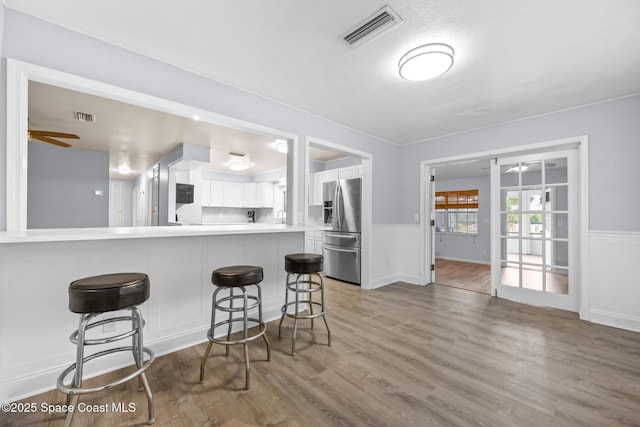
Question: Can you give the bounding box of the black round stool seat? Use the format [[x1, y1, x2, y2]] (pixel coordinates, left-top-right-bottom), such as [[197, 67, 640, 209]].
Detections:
[[69, 272, 150, 314], [285, 253, 323, 274], [211, 265, 263, 288]]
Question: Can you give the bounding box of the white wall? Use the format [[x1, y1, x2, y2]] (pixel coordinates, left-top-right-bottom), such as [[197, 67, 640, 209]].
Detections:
[[28, 141, 109, 228], [0, 9, 400, 230], [398, 95, 640, 232]]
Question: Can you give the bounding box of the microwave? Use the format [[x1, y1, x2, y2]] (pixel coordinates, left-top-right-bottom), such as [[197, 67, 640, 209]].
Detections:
[[176, 183, 194, 204]]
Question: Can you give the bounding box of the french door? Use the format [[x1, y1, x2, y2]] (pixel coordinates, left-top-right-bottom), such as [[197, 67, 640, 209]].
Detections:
[[491, 149, 578, 311]]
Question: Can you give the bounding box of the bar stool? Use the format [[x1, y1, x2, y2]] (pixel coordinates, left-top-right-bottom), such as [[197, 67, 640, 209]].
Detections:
[[278, 253, 331, 355], [57, 273, 155, 426], [199, 265, 271, 390]]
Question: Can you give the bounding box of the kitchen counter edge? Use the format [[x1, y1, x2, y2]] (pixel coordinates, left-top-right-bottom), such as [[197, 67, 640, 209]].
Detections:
[[0, 224, 307, 244]]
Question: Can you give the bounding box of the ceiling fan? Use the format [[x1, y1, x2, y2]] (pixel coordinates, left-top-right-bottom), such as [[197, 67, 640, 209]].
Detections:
[[28, 129, 80, 148]]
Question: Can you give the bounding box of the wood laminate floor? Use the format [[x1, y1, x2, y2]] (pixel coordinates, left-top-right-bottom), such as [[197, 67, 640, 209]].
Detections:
[[3, 279, 640, 426], [435, 258, 491, 294]]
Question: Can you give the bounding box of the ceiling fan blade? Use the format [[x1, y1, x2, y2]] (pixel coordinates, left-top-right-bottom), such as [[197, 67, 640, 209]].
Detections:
[[32, 135, 72, 148], [29, 130, 80, 139]]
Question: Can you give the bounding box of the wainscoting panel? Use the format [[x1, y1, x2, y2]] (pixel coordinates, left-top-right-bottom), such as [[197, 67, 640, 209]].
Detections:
[[588, 231, 640, 332], [371, 224, 421, 288]]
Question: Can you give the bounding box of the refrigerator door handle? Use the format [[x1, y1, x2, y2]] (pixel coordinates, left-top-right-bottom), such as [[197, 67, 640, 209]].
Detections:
[[324, 246, 358, 254], [334, 183, 341, 228], [324, 233, 358, 240]]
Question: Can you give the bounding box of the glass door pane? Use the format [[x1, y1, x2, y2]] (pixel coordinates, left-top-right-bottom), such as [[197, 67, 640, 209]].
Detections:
[[492, 150, 577, 310]]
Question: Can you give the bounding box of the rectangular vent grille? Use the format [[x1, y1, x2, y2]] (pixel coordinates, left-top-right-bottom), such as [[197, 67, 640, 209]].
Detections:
[[74, 111, 96, 123], [343, 6, 402, 48]]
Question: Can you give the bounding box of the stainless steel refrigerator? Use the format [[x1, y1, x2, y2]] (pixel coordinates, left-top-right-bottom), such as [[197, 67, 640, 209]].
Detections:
[[322, 177, 361, 284]]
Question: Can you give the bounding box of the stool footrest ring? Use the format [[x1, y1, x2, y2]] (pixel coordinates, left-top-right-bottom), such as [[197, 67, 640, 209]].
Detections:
[[57, 346, 154, 395], [207, 319, 267, 345], [281, 301, 327, 319]]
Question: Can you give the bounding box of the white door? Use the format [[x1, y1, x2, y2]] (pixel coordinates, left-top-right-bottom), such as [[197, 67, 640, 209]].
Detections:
[[109, 181, 124, 227], [491, 149, 578, 311]]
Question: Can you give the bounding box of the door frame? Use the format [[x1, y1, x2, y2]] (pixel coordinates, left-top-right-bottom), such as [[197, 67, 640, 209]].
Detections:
[[420, 135, 590, 318], [304, 136, 373, 290]]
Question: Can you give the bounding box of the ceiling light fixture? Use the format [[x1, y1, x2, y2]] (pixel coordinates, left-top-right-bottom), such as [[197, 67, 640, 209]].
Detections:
[[117, 164, 131, 175], [226, 153, 251, 171], [506, 164, 529, 173], [275, 139, 288, 153], [398, 43, 454, 81]]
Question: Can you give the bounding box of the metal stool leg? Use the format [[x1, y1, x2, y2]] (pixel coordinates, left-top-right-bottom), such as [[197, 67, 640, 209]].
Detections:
[[132, 307, 155, 424], [318, 273, 331, 346], [242, 287, 250, 390], [63, 314, 89, 427], [200, 281, 269, 389], [225, 287, 234, 357], [256, 284, 271, 361], [278, 273, 291, 338]]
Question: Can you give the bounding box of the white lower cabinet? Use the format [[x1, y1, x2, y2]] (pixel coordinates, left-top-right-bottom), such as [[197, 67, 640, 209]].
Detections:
[[314, 230, 324, 255]]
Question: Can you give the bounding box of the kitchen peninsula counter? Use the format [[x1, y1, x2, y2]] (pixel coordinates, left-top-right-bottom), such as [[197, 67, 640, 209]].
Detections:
[[0, 224, 305, 402], [0, 223, 306, 243]]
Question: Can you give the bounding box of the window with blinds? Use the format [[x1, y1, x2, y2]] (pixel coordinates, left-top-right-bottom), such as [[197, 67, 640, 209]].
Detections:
[[435, 189, 479, 234]]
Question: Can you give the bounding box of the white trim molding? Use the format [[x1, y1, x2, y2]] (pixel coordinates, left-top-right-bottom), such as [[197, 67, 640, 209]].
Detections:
[[420, 135, 590, 316], [5, 58, 299, 232]]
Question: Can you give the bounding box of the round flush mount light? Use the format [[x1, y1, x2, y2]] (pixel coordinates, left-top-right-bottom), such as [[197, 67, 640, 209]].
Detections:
[[275, 139, 288, 153], [117, 165, 131, 175], [226, 153, 251, 171], [398, 43, 454, 81]]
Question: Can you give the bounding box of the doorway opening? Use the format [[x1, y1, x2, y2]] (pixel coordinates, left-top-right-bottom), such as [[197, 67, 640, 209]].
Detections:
[[304, 137, 373, 289], [421, 136, 588, 313], [431, 159, 492, 294]]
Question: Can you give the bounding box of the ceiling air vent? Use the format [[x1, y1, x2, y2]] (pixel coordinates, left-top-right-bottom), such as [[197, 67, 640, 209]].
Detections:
[[74, 111, 96, 123], [342, 6, 402, 48]]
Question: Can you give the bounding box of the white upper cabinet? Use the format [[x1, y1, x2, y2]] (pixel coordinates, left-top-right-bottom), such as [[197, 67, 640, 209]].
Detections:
[[201, 179, 272, 208], [201, 179, 224, 207], [256, 182, 274, 208], [211, 181, 224, 206], [200, 179, 211, 206], [325, 168, 338, 182], [338, 166, 355, 180], [223, 181, 244, 207], [243, 182, 257, 207], [312, 169, 338, 206]]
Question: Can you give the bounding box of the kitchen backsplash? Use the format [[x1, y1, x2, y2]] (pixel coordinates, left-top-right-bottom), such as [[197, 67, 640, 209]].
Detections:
[[201, 207, 275, 224]]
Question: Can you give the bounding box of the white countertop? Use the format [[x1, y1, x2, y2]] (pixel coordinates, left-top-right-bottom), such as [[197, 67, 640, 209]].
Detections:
[[0, 223, 307, 244]]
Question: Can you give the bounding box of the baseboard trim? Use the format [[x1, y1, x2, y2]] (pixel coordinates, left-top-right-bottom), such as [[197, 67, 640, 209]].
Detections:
[[370, 273, 420, 289], [4, 306, 285, 403], [435, 256, 491, 266], [588, 309, 640, 333]]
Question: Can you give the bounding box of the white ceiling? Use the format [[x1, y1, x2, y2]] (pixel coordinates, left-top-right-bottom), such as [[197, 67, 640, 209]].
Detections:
[[28, 81, 347, 178], [28, 81, 292, 177], [8, 0, 640, 152]]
